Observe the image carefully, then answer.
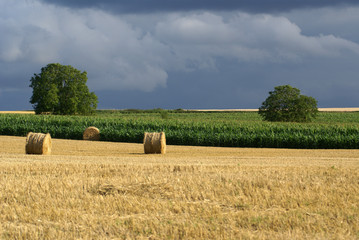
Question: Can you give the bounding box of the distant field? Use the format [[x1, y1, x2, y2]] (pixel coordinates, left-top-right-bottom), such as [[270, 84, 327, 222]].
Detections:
[[317, 107, 359, 112], [0, 135, 358, 239], [1, 107, 359, 114], [190, 108, 359, 112], [0, 111, 35, 114]]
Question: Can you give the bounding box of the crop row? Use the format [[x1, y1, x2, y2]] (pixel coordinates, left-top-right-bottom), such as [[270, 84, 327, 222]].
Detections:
[[0, 113, 358, 149]]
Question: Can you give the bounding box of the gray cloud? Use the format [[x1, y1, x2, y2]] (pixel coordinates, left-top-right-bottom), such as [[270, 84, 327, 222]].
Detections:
[[39, 0, 359, 13], [154, 12, 359, 69], [0, 2, 170, 92], [285, 7, 359, 43]]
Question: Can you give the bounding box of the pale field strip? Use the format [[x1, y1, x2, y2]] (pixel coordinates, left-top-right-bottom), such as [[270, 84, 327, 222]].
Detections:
[[0, 136, 359, 239], [0, 107, 359, 114], [190, 107, 359, 112], [0, 111, 35, 114]]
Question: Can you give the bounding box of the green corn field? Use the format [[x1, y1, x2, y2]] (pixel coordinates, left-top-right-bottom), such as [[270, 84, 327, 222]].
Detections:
[[0, 111, 358, 149]]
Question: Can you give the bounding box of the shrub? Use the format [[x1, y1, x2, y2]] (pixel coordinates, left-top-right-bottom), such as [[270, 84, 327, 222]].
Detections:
[[258, 85, 318, 122]]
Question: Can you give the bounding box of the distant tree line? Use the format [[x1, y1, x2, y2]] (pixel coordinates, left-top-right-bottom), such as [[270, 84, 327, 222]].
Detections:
[[29, 64, 318, 122]]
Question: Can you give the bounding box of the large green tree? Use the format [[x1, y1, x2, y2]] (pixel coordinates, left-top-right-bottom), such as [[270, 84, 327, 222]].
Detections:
[[258, 85, 318, 122], [30, 63, 98, 115]]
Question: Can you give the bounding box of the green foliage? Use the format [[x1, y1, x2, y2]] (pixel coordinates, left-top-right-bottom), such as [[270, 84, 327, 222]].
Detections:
[[259, 85, 318, 122], [30, 63, 98, 115], [0, 111, 359, 149], [160, 110, 169, 119]]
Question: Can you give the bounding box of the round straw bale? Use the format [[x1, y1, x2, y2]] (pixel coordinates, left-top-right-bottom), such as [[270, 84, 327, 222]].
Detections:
[[144, 132, 166, 154], [26, 132, 52, 155], [83, 126, 100, 141]]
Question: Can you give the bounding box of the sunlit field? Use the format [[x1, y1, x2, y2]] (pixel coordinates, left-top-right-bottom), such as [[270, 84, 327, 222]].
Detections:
[[1, 110, 359, 149], [1, 135, 358, 239]]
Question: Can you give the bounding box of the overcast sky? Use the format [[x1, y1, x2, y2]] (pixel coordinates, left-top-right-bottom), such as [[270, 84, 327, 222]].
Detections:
[[1, 0, 359, 110]]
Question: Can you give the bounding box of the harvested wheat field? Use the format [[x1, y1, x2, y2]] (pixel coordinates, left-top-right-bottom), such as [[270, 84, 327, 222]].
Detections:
[[0, 135, 358, 239]]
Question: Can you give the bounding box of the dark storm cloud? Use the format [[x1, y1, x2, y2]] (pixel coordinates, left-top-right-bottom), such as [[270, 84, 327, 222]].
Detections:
[[40, 0, 359, 13]]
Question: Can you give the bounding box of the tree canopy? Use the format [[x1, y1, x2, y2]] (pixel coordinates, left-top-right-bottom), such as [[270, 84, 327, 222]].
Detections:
[[258, 85, 318, 122], [30, 63, 98, 115]]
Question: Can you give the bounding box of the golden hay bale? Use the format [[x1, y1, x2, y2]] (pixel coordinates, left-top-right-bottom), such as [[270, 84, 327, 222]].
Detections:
[[83, 126, 100, 141], [144, 132, 166, 154], [26, 132, 52, 155]]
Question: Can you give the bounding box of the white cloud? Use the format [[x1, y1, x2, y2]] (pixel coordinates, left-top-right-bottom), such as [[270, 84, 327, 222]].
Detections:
[[0, 0, 169, 92]]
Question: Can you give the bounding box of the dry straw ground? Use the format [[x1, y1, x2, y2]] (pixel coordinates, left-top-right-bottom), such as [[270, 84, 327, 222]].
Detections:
[[0, 135, 358, 239]]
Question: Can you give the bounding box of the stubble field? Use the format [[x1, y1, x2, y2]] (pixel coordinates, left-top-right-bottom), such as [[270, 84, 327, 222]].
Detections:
[[0, 135, 358, 239]]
